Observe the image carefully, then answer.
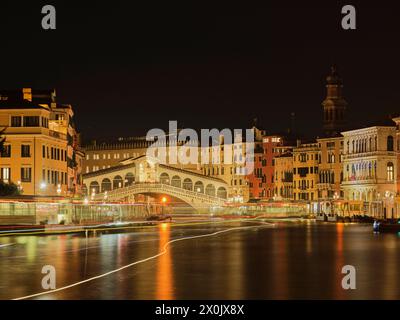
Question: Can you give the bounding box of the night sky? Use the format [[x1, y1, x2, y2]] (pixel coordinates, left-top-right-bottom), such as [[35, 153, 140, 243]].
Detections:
[[1, 1, 400, 143]]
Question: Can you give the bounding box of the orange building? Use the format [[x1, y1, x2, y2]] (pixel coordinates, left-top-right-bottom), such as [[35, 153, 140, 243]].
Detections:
[[0, 88, 83, 198], [246, 130, 295, 201]]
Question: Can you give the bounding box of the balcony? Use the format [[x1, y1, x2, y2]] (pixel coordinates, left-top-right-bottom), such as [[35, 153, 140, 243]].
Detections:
[[49, 130, 67, 140], [342, 178, 377, 185], [317, 183, 334, 190], [344, 151, 396, 160]]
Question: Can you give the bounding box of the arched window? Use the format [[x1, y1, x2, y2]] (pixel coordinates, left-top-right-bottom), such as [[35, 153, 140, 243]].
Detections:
[[387, 162, 394, 181], [205, 184, 216, 197], [368, 162, 372, 177], [217, 187, 227, 199], [387, 136, 394, 151], [124, 172, 135, 186], [101, 178, 112, 192], [89, 181, 100, 194], [113, 175, 123, 189], [171, 175, 181, 188], [159, 173, 170, 184], [183, 178, 193, 191], [194, 181, 204, 193]]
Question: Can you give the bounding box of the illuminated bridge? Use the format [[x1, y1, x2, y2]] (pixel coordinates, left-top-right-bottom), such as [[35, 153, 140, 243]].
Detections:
[[82, 156, 229, 212]]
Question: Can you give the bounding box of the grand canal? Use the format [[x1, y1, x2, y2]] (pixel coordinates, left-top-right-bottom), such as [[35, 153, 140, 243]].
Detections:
[[0, 219, 399, 300]]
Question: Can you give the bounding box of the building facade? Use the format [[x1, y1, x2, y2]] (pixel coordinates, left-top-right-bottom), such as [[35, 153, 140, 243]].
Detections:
[[292, 142, 319, 208], [341, 125, 398, 218], [0, 88, 83, 197], [274, 152, 293, 201], [317, 136, 344, 202]]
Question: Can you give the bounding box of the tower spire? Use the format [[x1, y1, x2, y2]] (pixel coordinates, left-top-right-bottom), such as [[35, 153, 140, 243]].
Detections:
[[322, 65, 348, 136]]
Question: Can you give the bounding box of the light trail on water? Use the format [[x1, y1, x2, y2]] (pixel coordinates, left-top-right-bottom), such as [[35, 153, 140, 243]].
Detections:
[[12, 219, 274, 300]]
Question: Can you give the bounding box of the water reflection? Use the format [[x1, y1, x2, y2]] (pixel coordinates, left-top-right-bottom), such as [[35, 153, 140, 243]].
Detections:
[[334, 223, 345, 299], [1, 222, 400, 299], [156, 223, 174, 300], [272, 227, 288, 299]]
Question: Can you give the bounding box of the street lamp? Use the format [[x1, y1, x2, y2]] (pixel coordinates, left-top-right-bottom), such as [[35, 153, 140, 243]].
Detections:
[[331, 192, 339, 216], [17, 181, 23, 193], [161, 196, 167, 214], [333, 192, 339, 200]]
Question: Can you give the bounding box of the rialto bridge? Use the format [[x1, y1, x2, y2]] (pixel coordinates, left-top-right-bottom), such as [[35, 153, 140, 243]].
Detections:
[[82, 155, 229, 212]]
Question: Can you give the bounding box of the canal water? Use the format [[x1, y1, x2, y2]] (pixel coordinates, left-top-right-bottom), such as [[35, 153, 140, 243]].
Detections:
[[0, 219, 399, 300]]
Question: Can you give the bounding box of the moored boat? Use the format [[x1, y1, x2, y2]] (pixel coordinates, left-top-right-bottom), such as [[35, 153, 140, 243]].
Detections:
[[373, 220, 400, 233]]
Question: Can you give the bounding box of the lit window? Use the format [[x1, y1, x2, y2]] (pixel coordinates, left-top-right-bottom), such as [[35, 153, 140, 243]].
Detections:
[[387, 162, 394, 181], [1, 167, 10, 182]]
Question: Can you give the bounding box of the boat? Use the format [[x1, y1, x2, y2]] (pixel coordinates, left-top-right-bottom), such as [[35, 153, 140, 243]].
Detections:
[[373, 220, 400, 233], [316, 213, 326, 221]]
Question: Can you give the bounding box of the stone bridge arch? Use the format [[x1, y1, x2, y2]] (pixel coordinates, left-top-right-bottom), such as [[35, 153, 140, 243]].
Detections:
[[82, 155, 229, 212]]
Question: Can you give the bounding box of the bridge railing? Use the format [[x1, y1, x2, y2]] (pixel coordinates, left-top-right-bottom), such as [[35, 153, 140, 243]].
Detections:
[[94, 182, 227, 205]]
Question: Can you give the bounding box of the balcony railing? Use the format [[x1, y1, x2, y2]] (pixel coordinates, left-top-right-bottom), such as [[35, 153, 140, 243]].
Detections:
[[344, 151, 397, 160], [342, 178, 377, 185], [94, 182, 227, 205], [316, 183, 334, 189], [49, 130, 67, 140]]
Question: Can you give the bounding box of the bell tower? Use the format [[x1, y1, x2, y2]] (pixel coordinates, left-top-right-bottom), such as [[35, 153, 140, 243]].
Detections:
[[322, 66, 348, 136]]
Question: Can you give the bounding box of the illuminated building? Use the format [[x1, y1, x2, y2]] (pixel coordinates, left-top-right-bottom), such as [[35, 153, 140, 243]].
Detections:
[[246, 126, 267, 200], [316, 66, 347, 206], [274, 151, 293, 201], [83, 134, 201, 174], [201, 131, 253, 203], [84, 138, 149, 173], [292, 141, 319, 211], [341, 124, 398, 218], [0, 88, 83, 197], [261, 135, 284, 199], [316, 135, 344, 204], [393, 116, 400, 216]]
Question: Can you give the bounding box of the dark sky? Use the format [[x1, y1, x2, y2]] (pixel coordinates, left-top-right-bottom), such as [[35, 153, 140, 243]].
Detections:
[[1, 0, 400, 142]]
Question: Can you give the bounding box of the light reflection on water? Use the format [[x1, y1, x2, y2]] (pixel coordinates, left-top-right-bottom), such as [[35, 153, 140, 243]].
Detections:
[[1, 221, 400, 300], [156, 223, 174, 300]]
